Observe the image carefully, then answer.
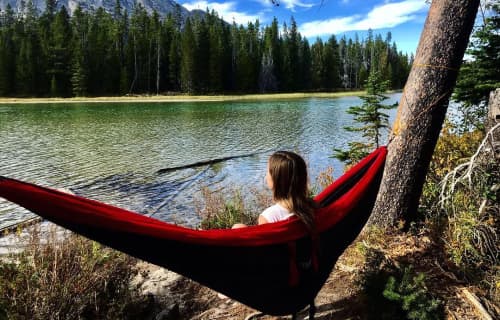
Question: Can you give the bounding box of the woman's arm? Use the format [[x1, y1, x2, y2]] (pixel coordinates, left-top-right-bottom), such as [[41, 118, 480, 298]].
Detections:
[[257, 215, 269, 225]]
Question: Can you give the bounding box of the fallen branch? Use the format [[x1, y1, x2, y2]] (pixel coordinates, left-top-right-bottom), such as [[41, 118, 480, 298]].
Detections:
[[157, 148, 275, 174], [439, 123, 500, 208], [459, 288, 493, 320]]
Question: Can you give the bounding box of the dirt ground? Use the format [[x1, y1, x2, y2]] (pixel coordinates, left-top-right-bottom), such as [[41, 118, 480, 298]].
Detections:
[[134, 231, 498, 320]]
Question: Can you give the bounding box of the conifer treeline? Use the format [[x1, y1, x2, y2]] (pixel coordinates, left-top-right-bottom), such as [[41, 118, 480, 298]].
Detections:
[[0, 1, 412, 97]]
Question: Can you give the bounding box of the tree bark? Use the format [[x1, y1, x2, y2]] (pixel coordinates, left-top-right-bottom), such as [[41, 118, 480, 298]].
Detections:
[[487, 88, 500, 132], [370, 0, 480, 226]]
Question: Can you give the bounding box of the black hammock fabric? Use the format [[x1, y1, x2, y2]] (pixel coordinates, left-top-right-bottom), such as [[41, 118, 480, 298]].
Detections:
[[0, 147, 386, 316]]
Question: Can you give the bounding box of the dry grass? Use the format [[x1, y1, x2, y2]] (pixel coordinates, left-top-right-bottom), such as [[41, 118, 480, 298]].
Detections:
[[195, 187, 272, 230], [0, 225, 140, 320], [0, 91, 367, 105], [313, 166, 336, 194]]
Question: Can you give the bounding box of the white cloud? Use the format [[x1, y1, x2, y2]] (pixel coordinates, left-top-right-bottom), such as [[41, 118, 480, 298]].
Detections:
[[181, 1, 262, 25], [252, 0, 315, 11], [280, 0, 315, 11], [300, 0, 428, 38]]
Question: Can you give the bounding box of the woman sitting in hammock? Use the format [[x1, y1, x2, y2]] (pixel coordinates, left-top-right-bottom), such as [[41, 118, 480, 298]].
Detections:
[[233, 151, 316, 231]]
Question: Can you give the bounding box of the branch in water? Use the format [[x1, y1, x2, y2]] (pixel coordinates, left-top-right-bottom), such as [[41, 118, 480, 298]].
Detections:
[[156, 149, 275, 174]]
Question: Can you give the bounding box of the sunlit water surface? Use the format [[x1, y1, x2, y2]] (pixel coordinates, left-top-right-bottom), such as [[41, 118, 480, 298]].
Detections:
[[0, 95, 401, 229]]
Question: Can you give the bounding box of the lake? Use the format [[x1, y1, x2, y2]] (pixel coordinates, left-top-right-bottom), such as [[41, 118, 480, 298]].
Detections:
[[0, 94, 401, 229]]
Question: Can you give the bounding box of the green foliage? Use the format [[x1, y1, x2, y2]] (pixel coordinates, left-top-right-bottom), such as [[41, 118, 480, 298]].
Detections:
[[0, 6, 411, 97], [198, 188, 258, 229], [180, 18, 196, 93], [333, 141, 369, 165], [421, 122, 499, 304], [71, 58, 88, 96], [47, 6, 73, 97], [0, 303, 6, 320], [360, 250, 443, 320], [438, 132, 498, 277], [453, 1, 500, 131], [383, 267, 443, 320], [333, 71, 396, 164], [420, 123, 484, 214], [197, 187, 271, 230], [0, 227, 139, 319]]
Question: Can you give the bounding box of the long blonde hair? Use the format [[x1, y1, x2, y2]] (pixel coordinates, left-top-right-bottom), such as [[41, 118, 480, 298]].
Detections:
[[268, 151, 316, 231]]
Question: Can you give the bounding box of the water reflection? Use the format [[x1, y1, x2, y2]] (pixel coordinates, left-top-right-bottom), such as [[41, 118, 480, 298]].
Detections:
[[0, 95, 401, 228]]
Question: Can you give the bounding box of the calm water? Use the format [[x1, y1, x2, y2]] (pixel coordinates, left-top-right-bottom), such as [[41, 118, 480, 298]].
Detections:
[[0, 94, 400, 229]]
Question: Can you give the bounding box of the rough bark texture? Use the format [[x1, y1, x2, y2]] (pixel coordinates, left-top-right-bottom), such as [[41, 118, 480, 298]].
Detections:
[[370, 0, 480, 226], [487, 88, 500, 131], [488, 89, 500, 157]]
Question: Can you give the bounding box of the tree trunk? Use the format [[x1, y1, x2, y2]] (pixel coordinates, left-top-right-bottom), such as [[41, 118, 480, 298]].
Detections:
[[487, 89, 500, 132], [370, 0, 480, 226]]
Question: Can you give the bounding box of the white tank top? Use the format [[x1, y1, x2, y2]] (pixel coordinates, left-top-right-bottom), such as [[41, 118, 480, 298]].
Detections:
[[260, 204, 294, 223]]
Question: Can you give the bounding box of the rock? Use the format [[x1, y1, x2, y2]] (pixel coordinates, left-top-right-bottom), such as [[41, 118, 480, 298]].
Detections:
[[131, 262, 182, 296]]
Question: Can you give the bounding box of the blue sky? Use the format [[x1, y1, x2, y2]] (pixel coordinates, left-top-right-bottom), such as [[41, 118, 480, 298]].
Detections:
[[179, 0, 431, 54]]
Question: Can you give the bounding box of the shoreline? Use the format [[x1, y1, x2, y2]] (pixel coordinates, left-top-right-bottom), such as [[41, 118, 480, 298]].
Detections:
[[0, 91, 368, 104]]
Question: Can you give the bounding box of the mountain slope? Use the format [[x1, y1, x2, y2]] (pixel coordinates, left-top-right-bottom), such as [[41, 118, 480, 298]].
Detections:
[[0, 0, 190, 17]]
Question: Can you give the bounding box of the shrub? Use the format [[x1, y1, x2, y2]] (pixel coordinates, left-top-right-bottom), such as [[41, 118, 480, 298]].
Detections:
[[438, 125, 499, 302], [422, 122, 499, 304], [359, 250, 443, 320], [196, 187, 264, 229], [383, 266, 443, 320], [0, 225, 139, 320], [312, 166, 335, 194], [420, 121, 484, 216]]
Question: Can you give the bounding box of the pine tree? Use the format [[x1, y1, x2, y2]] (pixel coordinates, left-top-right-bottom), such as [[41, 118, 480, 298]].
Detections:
[[287, 17, 301, 91], [127, 4, 150, 93], [0, 4, 16, 96], [194, 16, 210, 92], [71, 5, 89, 96], [168, 30, 181, 91], [109, 0, 126, 95], [0, 7, 415, 96], [323, 35, 341, 90], [180, 18, 195, 92], [45, 0, 57, 19], [333, 71, 396, 164], [208, 12, 225, 92], [453, 1, 500, 131], [119, 10, 130, 95], [310, 38, 324, 90], [248, 20, 261, 92], [300, 38, 312, 91], [49, 6, 73, 97], [269, 18, 282, 90], [259, 21, 280, 92], [16, 0, 44, 96]]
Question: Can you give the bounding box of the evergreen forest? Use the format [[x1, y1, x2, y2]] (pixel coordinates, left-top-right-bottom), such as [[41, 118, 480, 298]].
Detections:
[[0, 1, 412, 97]]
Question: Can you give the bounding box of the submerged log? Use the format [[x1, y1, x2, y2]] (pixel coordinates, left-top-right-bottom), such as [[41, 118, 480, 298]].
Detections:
[[157, 149, 273, 174]]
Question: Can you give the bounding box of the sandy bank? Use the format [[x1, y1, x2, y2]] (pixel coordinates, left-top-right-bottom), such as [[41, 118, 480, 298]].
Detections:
[[0, 92, 366, 104]]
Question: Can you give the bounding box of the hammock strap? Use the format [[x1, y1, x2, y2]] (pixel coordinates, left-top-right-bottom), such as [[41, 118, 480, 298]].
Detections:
[[288, 236, 320, 287]]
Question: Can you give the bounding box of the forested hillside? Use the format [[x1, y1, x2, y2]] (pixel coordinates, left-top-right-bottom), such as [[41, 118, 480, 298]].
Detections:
[[0, 1, 411, 97]]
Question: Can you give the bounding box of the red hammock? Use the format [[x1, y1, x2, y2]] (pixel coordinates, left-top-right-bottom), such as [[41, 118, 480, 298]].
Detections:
[[0, 147, 386, 316]]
